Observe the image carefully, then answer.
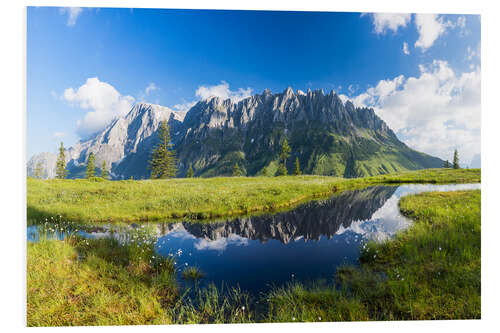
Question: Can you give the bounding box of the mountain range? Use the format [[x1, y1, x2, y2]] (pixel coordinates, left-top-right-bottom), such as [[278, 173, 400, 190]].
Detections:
[[27, 87, 443, 179]]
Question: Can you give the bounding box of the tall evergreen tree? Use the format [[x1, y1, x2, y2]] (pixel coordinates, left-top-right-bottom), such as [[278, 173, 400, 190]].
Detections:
[[55, 142, 67, 179], [443, 160, 450, 168], [277, 137, 291, 176], [232, 162, 242, 177], [150, 121, 178, 179], [294, 157, 301, 175], [100, 160, 109, 179], [34, 161, 43, 179], [453, 149, 460, 169], [86, 152, 96, 179], [186, 164, 194, 178]]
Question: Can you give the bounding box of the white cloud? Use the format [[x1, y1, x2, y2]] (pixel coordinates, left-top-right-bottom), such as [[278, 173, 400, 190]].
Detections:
[[138, 82, 160, 102], [414, 14, 449, 51], [194, 234, 248, 252], [195, 81, 253, 102], [52, 132, 65, 138], [145, 82, 158, 95], [403, 42, 410, 55], [59, 7, 83, 27], [172, 101, 197, 113], [348, 61, 480, 165], [63, 77, 135, 137], [370, 13, 411, 34]]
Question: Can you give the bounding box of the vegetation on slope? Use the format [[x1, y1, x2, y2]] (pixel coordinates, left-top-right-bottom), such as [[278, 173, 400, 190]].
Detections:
[[27, 168, 480, 223]]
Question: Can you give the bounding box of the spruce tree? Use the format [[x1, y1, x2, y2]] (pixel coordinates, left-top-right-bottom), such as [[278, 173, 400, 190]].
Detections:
[[232, 162, 242, 177], [262, 166, 268, 177], [55, 142, 67, 179], [187, 164, 194, 178], [86, 152, 96, 179], [443, 160, 450, 168], [34, 161, 43, 179], [453, 149, 460, 169], [100, 160, 109, 179], [150, 121, 178, 179], [294, 157, 301, 175], [277, 137, 291, 176]]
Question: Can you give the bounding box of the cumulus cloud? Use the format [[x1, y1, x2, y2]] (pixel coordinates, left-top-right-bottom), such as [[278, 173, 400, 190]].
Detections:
[[59, 7, 83, 27], [403, 42, 410, 55], [370, 13, 411, 34], [195, 81, 253, 102], [63, 77, 135, 138], [348, 61, 480, 165], [414, 14, 450, 51]]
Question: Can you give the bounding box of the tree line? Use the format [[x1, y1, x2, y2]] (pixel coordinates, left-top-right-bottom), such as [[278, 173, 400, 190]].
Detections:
[[43, 121, 464, 180]]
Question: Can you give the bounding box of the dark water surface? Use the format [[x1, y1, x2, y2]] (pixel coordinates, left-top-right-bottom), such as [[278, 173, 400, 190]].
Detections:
[[27, 183, 480, 295]]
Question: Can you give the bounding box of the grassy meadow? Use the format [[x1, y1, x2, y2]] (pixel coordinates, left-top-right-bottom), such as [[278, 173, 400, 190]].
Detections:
[[27, 168, 480, 223], [27, 189, 481, 324]]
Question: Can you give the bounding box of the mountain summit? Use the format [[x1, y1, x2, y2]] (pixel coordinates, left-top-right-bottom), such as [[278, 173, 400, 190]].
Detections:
[[28, 88, 443, 179]]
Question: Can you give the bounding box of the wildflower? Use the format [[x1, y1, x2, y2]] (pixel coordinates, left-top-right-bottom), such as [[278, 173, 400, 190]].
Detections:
[[439, 247, 442, 251], [318, 317, 322, 320], [242, 306, 245, 310], [292, 317, 296, 321]]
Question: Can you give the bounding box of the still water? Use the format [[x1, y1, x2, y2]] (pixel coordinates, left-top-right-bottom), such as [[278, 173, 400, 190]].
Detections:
[[27, 183, 480, 295]]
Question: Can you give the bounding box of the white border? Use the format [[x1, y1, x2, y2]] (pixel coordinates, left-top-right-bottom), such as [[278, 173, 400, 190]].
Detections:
[[2, 1, 499, 332]]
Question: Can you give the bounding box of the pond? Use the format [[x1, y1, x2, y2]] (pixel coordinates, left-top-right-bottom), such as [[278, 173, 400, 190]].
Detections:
[[27, 183, 480, 295]]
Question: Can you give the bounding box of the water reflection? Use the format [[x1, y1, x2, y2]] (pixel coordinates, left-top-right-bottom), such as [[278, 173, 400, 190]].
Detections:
[[155, 185, 398, 247], [27, 183, 480, 294]]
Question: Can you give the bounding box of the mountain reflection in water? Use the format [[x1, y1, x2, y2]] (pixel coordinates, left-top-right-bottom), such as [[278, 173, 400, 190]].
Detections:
[[27, 183, 480, 294], [155, 186, 399, 246]]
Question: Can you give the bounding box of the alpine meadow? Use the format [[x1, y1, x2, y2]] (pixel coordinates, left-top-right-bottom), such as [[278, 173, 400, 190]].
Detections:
[[26, 7, 481, 327]]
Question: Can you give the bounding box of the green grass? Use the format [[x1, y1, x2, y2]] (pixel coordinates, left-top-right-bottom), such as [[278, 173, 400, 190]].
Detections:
[[27, 236, 174, 326], [265, 190, 481, 321], [27, 189, 481, 325], [27, 168, 480, 223], [182, 267, 205, 281], [27, 234, 254, 326]]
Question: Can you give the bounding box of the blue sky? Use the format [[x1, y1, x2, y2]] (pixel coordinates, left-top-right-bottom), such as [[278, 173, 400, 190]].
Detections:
[[27, 7, 481, 165]]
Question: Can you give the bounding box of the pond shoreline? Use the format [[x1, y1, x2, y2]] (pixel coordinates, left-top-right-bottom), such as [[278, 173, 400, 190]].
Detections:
[[27, 188, 481, 324], [27, 168, 480, 224]]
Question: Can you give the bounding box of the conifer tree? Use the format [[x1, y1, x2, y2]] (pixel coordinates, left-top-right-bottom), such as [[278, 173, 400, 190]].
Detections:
[[34, 161, 43, 179], [262, 166, 268, 177], [277, 137, 291, 176], [100, 160, 109, 179], [55, 142, 67, 179], [232, 162, 242, 177], [187, 164, 194, 178], [294, 157, 301, 175], [453, 149, 460, 169], [86, 152, 96, 179], [443, 160, 450, 168], [150, 121, 178, 179]]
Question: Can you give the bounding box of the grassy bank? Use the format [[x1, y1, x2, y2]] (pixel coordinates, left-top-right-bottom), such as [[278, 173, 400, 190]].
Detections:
[[27, 232, 253, 326], [27, 168, 480, 223], [27, 189, 481, 325], [266, 190, 481, 321]]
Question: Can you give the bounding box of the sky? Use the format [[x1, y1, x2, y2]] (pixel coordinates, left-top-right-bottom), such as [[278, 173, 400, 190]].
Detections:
[[27, 7, 481, 166]]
